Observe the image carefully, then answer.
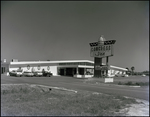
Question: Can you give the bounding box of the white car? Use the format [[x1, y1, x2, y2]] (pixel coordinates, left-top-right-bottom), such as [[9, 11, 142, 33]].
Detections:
[[142, 74, 146, 77], [33, 71, 43, 77], [9, 70, 23, 77], [22, 71, 34, 77], [124, 74, 129, 77], [16, 71, 23, 77], [108, 74, 115, 77]]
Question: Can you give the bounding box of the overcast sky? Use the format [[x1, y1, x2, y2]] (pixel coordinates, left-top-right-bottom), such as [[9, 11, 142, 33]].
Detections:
[[1, 1, 149, 72]]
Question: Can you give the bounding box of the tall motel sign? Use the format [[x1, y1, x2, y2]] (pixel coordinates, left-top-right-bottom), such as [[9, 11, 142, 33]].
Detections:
[[89, 35, 116, 78]]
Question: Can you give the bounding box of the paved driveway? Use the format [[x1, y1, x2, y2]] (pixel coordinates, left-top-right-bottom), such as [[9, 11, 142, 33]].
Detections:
[[1, 75, 149, 101]]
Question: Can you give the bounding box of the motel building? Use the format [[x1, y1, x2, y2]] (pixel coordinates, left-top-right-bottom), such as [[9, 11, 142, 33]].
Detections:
[[1, 59, 127, 78]]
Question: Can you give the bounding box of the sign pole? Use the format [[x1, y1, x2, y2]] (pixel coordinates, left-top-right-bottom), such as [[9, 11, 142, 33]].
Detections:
[[94, 57, 102, 78]]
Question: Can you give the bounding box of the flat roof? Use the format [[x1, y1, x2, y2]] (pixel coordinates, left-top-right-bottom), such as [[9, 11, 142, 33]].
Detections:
[[10, 60, 94, 65]]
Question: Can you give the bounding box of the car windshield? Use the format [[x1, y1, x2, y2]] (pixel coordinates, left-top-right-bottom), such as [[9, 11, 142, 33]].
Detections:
[[24, 72, 31, 73], [35, 71, 42, 73]]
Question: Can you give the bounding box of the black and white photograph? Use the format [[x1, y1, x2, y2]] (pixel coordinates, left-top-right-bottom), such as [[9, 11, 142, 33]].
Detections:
[[1, 1, 149, 116]]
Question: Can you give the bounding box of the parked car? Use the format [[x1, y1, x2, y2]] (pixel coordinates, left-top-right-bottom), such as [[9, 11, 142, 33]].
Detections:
[[43, 71, 53, 77], [9, 70, 17, 76], [115, 74, 129, 77], [16, 71, 23, 77], [142, 74, 146, 77], [124, 74, 129, 77], [22, 71, 34, 77], [33, 71, 43, 77], [108, 74, 115, 77], [115, 74, 125, 77], [9, 70, 23, 77]]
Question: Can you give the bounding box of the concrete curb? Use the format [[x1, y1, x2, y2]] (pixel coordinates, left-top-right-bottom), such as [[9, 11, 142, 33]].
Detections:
[[129, 86, 141, 87]]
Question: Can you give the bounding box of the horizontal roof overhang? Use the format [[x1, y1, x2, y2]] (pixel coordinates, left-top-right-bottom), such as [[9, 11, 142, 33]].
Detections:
[[10, 60, 94, 65], [58, 65, 94, 68], [110, 65, 127, 71], [9, 60, 127, 71], [57, 65, 127, 70]]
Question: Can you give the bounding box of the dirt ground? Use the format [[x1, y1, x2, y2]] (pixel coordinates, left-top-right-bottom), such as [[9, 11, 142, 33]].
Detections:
[[119, 98, 149, 116]]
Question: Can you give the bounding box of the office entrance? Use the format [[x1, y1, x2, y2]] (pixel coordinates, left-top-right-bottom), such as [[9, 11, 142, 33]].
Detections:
[[59, 68, 77, 76]]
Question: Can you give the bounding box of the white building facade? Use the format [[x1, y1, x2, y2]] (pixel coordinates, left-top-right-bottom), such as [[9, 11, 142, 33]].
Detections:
[[6, 60, 127, 78]]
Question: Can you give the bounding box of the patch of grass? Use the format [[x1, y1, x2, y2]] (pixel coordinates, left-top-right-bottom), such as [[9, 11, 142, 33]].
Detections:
[[1, 84, 139, 116], [117, 81, 149, 86], [135, 82, 149, 86], [135, 82, 140, 86]]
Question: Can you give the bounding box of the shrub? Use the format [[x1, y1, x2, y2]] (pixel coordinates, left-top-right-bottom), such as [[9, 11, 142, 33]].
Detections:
[[125, 81, 133, 85], [118, 82, 122, 85], [135, 82, 140, 86], [137, 82, 149, 86], [11, 89, 15, 93], [2, 90, 9, 95]]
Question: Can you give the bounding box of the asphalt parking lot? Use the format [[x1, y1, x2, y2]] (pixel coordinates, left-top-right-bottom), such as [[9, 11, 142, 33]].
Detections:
[[1, 74, 149, 101], [1, 74, 149, 85]]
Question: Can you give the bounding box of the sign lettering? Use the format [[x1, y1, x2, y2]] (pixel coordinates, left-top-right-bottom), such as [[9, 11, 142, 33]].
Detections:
[[90, 45, 113, 58]]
